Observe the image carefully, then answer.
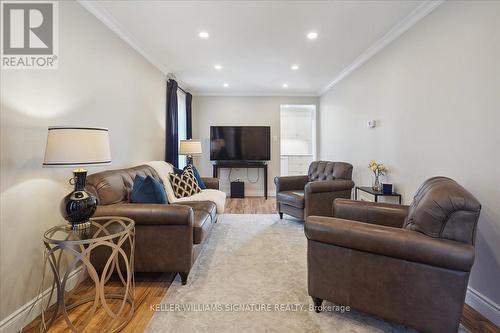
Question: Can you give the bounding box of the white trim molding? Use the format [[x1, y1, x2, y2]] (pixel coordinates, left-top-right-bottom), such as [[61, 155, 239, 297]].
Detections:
[[0, 268, 82, 333], [78, 0, 444, 97], [318, 0, 445, 95], [77, 0, 169, 75], [466, 287, 500, 327], [193, 91, 319, 97]]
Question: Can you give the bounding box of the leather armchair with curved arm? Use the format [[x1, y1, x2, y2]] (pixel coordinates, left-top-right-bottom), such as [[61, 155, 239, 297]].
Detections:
[[274, 161, 354, 220], [305, 177, 481, 333]]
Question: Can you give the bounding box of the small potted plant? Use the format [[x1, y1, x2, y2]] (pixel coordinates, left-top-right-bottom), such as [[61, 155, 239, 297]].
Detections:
[[368, 160, 386, 191]]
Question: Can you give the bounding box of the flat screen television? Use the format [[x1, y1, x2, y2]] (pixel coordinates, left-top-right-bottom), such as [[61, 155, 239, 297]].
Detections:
[[210, 126, 271, 161]]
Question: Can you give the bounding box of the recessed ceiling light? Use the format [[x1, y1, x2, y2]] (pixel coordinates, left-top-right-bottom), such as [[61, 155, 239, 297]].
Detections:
[[214, 64, 222, 70], [307, 32, 318, 40], [199, 31, 209, 39], [223, 83, 229, 87], [291, 65, 299, 70], [282, 83, 288, 88]]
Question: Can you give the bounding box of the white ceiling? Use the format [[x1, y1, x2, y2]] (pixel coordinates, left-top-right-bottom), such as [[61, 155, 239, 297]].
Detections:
[[81, 1, 440, 96]]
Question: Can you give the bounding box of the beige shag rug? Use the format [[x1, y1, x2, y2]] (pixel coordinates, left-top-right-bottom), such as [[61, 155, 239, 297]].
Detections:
[[146, 214, 468, 333]]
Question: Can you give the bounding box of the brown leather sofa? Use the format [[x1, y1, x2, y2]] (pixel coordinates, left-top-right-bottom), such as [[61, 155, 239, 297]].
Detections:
[[86, 165, 220, 285], [305, 177, 481, 333], [274, 161, 354, 220]]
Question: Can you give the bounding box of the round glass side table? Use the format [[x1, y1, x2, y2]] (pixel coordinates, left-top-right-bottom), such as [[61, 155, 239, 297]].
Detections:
[[40, 216, 135, 333]]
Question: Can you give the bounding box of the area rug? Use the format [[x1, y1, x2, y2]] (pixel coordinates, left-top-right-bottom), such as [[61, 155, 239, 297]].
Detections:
[[146, 214, 468, 333]]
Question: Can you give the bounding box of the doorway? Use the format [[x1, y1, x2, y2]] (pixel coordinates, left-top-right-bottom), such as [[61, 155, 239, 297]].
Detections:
[[280, 105, 316, 176]]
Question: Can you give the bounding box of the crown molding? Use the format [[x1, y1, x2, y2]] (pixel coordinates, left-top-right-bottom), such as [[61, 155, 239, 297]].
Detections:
[[79, 0, 443, 97], [318, 0, 445, 95], [193, 91, 319, 97], [77, 0, 169, 75]]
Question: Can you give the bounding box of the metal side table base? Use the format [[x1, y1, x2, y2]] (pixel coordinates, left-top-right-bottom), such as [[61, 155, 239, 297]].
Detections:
[[39, 217, 135, 333]]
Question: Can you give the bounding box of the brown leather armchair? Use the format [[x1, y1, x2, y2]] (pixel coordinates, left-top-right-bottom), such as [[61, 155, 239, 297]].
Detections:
[[274, 161, 354, 220], [305, 177, 481, 333]]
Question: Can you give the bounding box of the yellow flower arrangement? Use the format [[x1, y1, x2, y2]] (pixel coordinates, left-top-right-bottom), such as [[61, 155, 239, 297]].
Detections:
[[369, 160, 387, 191], [368, 160, 387, 176]]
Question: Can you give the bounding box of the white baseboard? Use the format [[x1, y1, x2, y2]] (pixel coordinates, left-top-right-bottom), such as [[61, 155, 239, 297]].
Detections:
[[466, 287, 500, 327], [0, 268, 82, 333]]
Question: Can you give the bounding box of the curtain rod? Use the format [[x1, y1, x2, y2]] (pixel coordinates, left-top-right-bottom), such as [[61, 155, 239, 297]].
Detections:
[[167, 78, 189, 95]]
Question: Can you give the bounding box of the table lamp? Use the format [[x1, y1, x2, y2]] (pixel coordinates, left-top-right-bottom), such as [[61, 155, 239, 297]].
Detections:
[[43, 126, 111, 230], [179, 139, 202, 165]]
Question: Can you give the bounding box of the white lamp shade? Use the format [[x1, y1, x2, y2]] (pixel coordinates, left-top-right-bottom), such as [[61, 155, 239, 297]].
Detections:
[[179, 140, 202, 155], [43, 127, 111, 166]]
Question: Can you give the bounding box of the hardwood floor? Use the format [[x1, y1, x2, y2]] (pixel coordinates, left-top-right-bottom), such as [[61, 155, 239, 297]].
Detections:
[[23, 273, 175, 333], [461, 304, 500, 333], [23, 197, 498, 333], [224, 196, 277, 214]]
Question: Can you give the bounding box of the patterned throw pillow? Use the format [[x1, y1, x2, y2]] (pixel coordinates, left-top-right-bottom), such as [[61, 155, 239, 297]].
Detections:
[[169, 165, 202, 198]]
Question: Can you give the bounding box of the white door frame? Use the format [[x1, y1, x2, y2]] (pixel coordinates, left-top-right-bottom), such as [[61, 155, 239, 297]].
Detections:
[[279, 104, 317, 176]]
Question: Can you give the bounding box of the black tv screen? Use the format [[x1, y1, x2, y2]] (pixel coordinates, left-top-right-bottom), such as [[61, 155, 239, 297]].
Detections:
[[210, 126, 271, 161]]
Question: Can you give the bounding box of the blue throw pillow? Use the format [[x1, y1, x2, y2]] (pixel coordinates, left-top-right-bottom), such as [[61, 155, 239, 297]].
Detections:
[[173, 167, 183, 175], [187, 165, 206, 189], [130, 175, 168, 204]]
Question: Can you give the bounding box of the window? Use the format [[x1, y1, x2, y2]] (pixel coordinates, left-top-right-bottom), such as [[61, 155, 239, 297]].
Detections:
[[177, 89, 187, 169]]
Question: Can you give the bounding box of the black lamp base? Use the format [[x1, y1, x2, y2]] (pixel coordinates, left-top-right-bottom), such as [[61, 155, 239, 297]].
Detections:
[[60, 169, 97, 229]]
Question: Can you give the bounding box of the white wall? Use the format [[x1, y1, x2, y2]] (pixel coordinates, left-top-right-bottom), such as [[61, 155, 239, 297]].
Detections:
[[319, 1, 500, 324], [0, 1, 165, 327], [192, 96, 319, 196]]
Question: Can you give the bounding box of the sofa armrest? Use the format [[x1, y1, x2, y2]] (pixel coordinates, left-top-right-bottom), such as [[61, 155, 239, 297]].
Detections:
[[305, 180, 354, 194], [274, 175, 309, 192], [305, 216, 475, 271], [94, 203, 193, 226], [202, 177, 219, 190], [333, 199, 409, 228]]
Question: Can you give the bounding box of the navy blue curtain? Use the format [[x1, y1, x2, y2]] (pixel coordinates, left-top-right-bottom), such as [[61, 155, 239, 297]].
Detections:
[[186, 92, 193, 140], [165, 79, 179, 167]]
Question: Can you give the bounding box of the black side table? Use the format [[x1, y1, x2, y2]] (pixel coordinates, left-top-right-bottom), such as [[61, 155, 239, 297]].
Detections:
[[213, 161, 268, 199], [355, 186, 402, 204]]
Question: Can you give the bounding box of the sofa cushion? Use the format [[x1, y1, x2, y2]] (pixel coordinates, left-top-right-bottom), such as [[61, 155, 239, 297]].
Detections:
[[86, 165, 163, 205], [191, 166, 206, 189], [130, 175, 168, 204], [146, 161, 226, 213], [176, 201, 217, 223], [173, 189, 226, 213], [277, 190, 305, 209], [169, 165, 202, 198], [176, 165, 206, 189]]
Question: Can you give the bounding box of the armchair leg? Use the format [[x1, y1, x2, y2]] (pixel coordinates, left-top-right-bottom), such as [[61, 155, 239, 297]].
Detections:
[[312, 297, 323, 313], [179, 272, 189, 285], [279, 212, 283, 219]]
